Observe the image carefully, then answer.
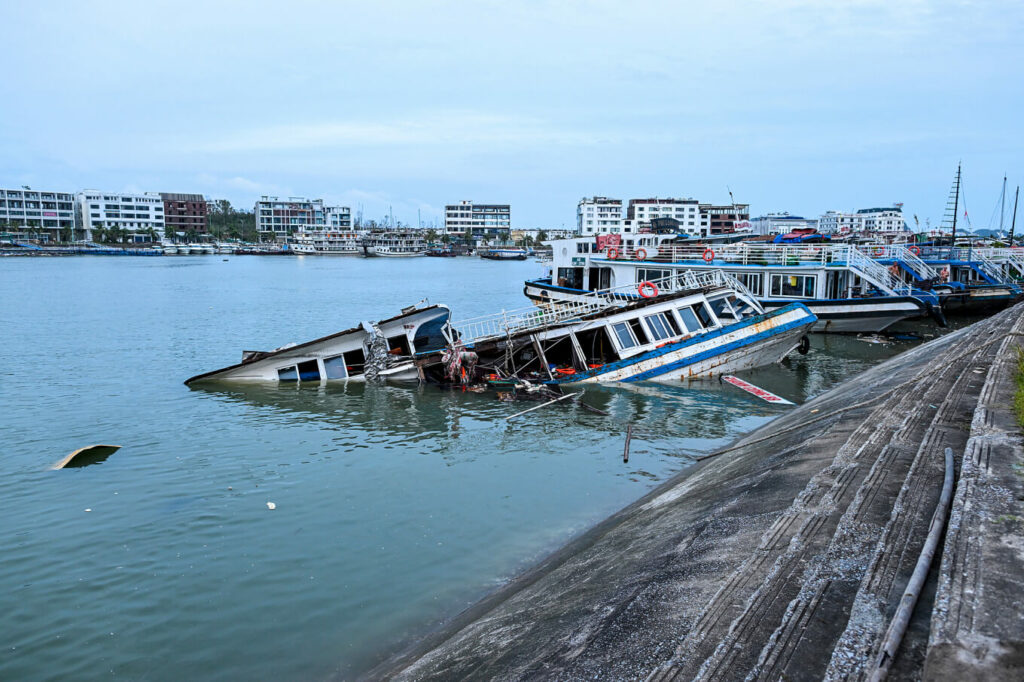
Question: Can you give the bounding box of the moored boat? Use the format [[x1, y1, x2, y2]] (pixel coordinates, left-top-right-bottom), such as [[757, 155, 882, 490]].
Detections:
[[362, 231, 427, 257], [480, 247, 528, 260]]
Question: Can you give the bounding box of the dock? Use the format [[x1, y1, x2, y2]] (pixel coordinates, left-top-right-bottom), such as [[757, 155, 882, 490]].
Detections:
[[369, 304, 1024, 680]]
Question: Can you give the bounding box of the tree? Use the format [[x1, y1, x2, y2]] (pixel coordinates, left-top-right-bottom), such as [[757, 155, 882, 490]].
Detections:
[[146, 227, 158, 243], [463, 226, 474, 244], [424, 228, 438, 244], [536, 230, 548, 243]]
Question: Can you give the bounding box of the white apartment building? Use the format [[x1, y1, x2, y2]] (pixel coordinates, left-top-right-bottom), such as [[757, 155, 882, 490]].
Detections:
[[818, 206, 906, 234], [749, 213, 819, 236], [627, 197, 701, 233], [576, 197, 623, 235], [76, 191, 165, 242], [0, 187, 77, 242], [255, 196, 351, 240], [444, 201, 511, 239]]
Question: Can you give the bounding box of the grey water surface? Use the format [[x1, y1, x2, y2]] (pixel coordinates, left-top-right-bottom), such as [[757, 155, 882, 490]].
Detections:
[[0, 255, 941, 680]]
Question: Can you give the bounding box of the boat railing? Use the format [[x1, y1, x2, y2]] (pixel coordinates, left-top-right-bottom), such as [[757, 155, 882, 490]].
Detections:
[[866, 244, 940, 280], [449, 270, 747, 344], [968, 247, 1023, 282], [844, 246, 916, 296], [596, 242, 848, 266]]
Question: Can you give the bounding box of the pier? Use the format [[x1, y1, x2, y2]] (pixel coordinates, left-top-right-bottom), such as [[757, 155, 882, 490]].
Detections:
[[372, 304, 1024, 680]]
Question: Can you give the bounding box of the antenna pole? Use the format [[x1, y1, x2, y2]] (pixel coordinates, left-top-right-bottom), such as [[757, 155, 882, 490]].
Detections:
[[950, 163, 961, 249]]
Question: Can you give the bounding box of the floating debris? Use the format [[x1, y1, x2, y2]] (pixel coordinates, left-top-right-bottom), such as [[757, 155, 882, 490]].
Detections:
[[722, 376, 795, 405], [52, 444, 121, 470], [266, 502, 276, 510]]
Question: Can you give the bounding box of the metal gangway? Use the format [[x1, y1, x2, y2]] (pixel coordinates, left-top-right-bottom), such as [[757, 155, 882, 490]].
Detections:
[[865, 244, 940, 282], [447, 270, 753, 345], [971, 247, 1024, 281]]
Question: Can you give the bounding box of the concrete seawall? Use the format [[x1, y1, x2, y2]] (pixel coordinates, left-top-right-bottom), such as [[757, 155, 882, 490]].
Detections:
[[369, 304, 1024, 681]]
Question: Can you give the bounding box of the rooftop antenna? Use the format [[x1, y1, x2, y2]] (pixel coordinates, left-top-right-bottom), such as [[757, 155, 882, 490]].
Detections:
[[999, 173, 1007, 234]]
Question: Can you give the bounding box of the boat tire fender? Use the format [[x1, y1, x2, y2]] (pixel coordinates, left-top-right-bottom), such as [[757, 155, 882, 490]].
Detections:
[[797, 335, 810, 355], [638, 280, 659, 298], [702, 248, 714, 262]]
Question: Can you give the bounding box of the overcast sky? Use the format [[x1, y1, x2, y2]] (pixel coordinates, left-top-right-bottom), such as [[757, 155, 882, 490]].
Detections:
[[1, 0, 1021, 229]]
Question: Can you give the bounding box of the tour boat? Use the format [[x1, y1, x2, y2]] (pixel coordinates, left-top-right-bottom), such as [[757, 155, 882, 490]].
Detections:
[[527, 236, 944, 333], [184, 304, 451, 384], [361, 231, 427, 257], [291, 229, 363, 256], [416, 270, 816, 386], [480, 247, 528, 260]]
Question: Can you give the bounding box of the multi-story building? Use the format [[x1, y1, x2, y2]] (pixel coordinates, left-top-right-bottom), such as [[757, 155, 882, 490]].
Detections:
[[444, 200, 511, 240], [818, 206, 907, 234], [75, 191, 165, 242], [749, 213, 819, 236], [0, 187, 76, 242], [254, 196, 351, 240], [576, 197, 623, 235], [700, 203, 750, 235], [160, 193, 208, 237], [626, 198, 701, 233]]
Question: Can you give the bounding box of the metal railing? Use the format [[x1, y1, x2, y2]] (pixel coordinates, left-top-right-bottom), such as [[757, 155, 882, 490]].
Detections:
[[449, 270, 752, 344]]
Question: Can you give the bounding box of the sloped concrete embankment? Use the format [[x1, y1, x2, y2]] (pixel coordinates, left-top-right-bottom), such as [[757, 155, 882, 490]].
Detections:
[[370, 304, 1024, 681]]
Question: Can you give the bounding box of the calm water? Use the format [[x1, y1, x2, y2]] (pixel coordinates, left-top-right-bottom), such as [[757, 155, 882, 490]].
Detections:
[[0, 255, 939, 680]]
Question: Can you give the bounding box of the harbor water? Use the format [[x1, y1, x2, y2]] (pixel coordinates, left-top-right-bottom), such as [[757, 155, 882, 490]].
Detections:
[[0, 256, 952, 680]]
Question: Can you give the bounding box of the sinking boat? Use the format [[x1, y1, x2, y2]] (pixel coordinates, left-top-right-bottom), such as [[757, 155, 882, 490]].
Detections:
[[417, 271, 817, 386], [184, 304, 451, 385]]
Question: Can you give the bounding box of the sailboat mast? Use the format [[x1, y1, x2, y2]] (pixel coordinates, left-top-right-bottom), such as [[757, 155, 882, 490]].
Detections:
[[950, 163, 961, 247], [1000, 174, 1007, 234], [1011, 186, 1020, 246]]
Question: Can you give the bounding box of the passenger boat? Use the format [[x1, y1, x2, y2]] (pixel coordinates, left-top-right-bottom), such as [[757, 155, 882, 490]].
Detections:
[[184, 303, 451, 385], [361, 231, 427, 257], [417, 270, 816, 386], [480, 247, 528, 260], [916, 245, 1022, 313], [426, 247, 457, 257], [527, 236, 944, 333], [162, 244, 179, 255], [291, 229, 362, 256]]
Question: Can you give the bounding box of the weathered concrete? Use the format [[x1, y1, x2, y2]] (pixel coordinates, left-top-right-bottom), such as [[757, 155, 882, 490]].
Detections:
[[924, 312, 1024, 680], [366, 304, 1024, 682]]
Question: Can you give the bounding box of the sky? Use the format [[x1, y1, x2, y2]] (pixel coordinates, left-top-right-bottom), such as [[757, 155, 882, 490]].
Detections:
[[1, 0, 1022, 230]]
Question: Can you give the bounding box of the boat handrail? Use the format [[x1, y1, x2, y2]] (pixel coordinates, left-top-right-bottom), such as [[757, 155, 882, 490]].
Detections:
[[448, 270, 755, 344]]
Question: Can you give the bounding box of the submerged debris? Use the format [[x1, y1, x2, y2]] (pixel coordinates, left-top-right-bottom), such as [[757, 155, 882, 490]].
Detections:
[[52, 444, 121, 470]]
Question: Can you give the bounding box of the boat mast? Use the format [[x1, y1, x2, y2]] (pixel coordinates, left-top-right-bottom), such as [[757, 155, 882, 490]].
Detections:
[[949, 163, 961, 248], [1000, 174, 1007, 234], [1011, 186, 1020, 246]]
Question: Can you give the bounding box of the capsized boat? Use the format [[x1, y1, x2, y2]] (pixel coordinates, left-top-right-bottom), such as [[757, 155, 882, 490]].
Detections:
[[184, 303, 451, 385], [416, 271, 817, 386]]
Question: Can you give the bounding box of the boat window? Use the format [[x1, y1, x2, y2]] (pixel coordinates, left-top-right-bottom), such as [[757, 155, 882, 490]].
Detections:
[[297, 360, 321, 381], [769, 274, 816, 298], [709, 296, 740, 321], [733, 272, 762, 296], [611, 321, 639, 350], [342, 348, 366, 376], [576, 242, 591, 254], [677, 306, 702, 333], [644, 313, 674, 341], [386, 334, 411, 356], [638, 268, 671, 285], [696, 302, 715, 327], [323, 355, 347, 379], [277, 366, 298, 382], [629, 318, 649, 344], [556, 267, 584, 289]]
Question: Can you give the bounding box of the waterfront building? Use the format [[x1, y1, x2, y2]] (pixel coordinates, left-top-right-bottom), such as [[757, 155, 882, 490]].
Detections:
[[576, 197, 623, 235], [443, 200, 511, 240], [160, 193, 208, 238], [700, 203, 751, 235], [749, 213, 819, 236], [0, 187, 76, 242], [626, 198, 701, 234], [255, 196, 351, 241], [75, 190, 165, 242], [819, 205, 907, 234]]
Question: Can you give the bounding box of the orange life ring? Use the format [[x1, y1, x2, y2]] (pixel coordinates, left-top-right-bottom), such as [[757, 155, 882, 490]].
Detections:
[[638, 280, 659, 298], [872, 246, 884, 256], [607, 247, 619, 259], [908, 245, 920, 255], [555, 367, 576, 376], [702, 248, 714, 262], [635, 247, 647, 260]]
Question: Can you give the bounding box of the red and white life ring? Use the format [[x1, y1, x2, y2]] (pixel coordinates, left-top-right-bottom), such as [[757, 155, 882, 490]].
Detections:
[[702, 248, 715, 262], [635, 247, 647, 260], [607, 247, 619, 259], [908, 245, 920, 255], [638, 280, 659, 298]]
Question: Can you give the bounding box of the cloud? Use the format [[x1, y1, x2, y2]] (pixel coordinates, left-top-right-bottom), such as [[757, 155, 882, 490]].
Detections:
[[187, 111, 658, 155]]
